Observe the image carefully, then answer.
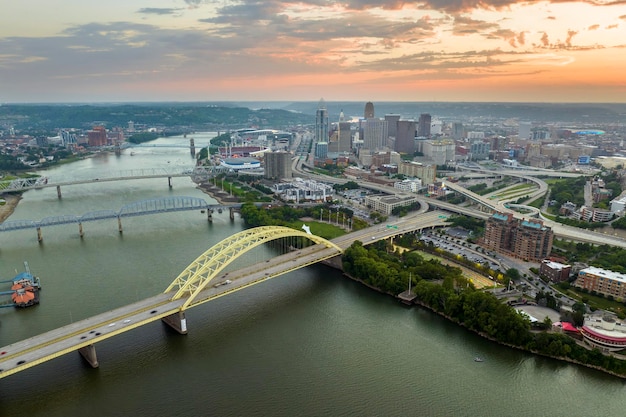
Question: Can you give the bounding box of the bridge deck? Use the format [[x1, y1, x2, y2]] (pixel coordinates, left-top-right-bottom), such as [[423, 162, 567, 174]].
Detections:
[[0, 212, 456, 379]]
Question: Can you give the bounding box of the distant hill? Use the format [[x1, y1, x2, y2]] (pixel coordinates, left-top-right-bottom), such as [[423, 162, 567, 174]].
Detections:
[[275, 101, 626, 124], [2, 102, 624, 132], [0, 103, 315, 131]]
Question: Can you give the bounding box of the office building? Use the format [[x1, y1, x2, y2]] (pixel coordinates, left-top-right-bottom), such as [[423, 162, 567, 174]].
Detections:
[[264, 151, 292, 180], [364, 102, 375, 119], [398, 161, 436, 185], [315, 142, 328, 160], [395, 120, 416, 154], [315, 99, 329, 143], [385, 114, 401, 139], [539, 260, 571, 283], [362, 118, 388, 151], [418, 113, 431, 137], [87, 126, 107, 147]]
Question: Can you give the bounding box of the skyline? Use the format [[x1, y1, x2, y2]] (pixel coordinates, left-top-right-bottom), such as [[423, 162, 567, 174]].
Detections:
[[1, 1, 625, 104]]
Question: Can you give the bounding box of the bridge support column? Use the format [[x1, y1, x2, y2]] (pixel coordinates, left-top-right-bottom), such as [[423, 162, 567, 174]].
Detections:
[[168, 176, 172, 189], [56, 185, 62, 199], [190, 138, 195, 157], [207, 209, 213, 223], [37, 227, 43, 242], [162, 311, 188, 335], [118, 217, 123, 233], [78, 222, 84, 238], [229, 207, 235, 221], [78, 344, 99, 368]]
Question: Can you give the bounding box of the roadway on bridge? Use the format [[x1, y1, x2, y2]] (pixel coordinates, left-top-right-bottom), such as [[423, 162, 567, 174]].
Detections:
[[0, 211, 448, 379]]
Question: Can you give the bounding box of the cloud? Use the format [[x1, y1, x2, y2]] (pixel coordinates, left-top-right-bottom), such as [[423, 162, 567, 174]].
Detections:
[[565, 30, 578, 47], [588, 24, 600, 30], [137, 8, 182, 15], [452, 16, 499, 36]]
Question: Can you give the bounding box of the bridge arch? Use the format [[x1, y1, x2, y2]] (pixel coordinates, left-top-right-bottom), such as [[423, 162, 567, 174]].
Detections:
[[164, 226, 342, 310]]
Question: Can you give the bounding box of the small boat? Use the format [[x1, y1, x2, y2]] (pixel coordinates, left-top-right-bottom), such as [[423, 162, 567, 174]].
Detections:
[[474, 357, 484, 362]]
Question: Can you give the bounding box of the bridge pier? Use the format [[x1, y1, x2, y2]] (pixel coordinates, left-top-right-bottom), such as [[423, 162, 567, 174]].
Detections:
[[190, 138, 195, 157], [168, 176, 172, 189], [78, 222, 84, 238], [321, 254, 344, 270], [207, 209, 213, 223], [229, 207, 235, 221], [118, 217, 123, 233], [56, 185, 62, 199], [78, 344, 99, 368], [37, 227, 43, 242], [161, 311, 188, 335]]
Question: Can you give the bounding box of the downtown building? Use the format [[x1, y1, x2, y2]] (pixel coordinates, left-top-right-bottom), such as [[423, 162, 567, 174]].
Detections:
[[264, 151, 292, 180], [482, 212, 553, 261], [315, 99, 329, 143]]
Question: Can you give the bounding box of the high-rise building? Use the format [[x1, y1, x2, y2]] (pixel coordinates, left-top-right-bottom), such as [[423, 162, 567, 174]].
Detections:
[[395, 120, 416, 154], [60, 130, 77, 146], [398, 161, 436, 184], [418, 113, 432, 137], [364, 102, 375, 119], [452, 122, 464, 140], [362, 118, 388, 151], [328, 118, 352, 153], [519, 122, 532, 140], [482, 213, 553, 261], [264, 151, 292, 179], [87, 126, 107, 147], [384, 114, 401, 139], [315, 142, 328, 160], [315, 99, 329, 143]]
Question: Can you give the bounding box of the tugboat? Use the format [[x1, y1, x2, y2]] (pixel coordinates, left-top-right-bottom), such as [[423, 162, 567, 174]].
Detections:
[[2, 262, 41, 308]]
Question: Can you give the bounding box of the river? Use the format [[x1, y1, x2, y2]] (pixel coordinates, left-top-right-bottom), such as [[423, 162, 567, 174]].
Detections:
[[1, 134, 625, 417]]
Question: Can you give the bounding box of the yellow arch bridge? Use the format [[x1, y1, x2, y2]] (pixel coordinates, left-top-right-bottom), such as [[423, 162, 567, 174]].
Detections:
[[0, 226, 343, 379]]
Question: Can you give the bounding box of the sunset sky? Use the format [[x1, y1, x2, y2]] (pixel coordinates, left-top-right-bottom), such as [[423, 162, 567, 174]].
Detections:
[[1, 0, 625, 103]]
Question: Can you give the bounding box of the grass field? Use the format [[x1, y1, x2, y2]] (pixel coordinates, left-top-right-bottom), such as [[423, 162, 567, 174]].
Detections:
[[416, 250, 497, 289]]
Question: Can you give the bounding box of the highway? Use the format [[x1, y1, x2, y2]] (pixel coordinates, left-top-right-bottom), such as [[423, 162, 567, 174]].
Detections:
[[0, 211, 448, 380]]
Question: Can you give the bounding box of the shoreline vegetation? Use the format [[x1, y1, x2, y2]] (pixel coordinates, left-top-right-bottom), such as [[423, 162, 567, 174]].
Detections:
[[339, 241, 626, 380]]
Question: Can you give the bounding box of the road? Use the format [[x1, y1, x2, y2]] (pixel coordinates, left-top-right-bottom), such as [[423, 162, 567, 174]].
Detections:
[[0, 210, 449, 379]]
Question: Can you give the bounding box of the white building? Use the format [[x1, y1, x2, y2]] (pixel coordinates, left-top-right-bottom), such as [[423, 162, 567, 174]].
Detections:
[[273, 178, 334, 203], [394, 179, 423, 193], [422, 140, 455, 165], [364, 194, 419, 215]]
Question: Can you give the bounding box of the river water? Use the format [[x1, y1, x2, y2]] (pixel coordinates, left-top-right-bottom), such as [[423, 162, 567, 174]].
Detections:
[[0, 134, 625, 417]]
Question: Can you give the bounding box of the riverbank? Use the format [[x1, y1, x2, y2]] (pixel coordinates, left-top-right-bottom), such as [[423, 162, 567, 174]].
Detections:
[[0, 194, 21, 223], [195, 182, 240, 205], [342, 270, 626, 379]]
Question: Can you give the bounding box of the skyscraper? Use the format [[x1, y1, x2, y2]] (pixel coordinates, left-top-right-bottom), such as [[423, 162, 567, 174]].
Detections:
[[362, 118, 388, 151], [418, 113, 431, 137], [395, 120, 416, 154], [315, 98, 329, 143], [364, 102, 375, 119]]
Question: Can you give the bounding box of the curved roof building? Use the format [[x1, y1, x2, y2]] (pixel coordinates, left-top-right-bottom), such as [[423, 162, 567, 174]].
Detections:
[[581, 313, 626, 352]]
